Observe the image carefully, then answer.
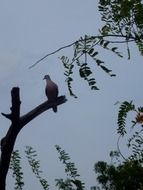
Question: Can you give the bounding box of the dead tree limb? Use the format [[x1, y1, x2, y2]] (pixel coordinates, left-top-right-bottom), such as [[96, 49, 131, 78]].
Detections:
[[0, 87, 67, 190]]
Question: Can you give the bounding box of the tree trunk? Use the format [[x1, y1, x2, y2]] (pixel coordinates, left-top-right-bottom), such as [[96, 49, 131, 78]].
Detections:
[[0, 87, 67, 190]]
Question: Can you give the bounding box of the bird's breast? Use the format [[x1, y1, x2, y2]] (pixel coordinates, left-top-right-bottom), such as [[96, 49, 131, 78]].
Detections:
[[45, 82, 58, 100]]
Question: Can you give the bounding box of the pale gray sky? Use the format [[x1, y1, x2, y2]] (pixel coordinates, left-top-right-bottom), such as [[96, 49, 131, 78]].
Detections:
[[0, 1, 143, 190]]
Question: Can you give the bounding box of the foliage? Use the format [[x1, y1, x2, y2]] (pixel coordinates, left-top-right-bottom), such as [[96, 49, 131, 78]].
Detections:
[[9, 150, 24, 190], [117, 101, 135, 136], [60, 35, 118, 97], [60, 56, 77, 98], [128, 128, 143, 163], [25, 146, 49, 190], [29, 1, 143, 97], [9, 144, 143, 190], [98, 0, 143, 55], [117, 101, 143, 164], [94, 157, 143, 190], [5, 1, 143, 189], [55, 145, 85, 190], [9, 146, 85, 190]]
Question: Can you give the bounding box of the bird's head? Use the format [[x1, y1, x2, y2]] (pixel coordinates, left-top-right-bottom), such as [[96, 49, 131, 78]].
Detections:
[[43, 75, 51, 80]]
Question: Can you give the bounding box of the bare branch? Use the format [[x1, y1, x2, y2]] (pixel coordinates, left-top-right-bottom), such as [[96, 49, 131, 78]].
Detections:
[[29, 41, 76, 69], [0, 87, 67, 190], [20, 95, 67, 127]]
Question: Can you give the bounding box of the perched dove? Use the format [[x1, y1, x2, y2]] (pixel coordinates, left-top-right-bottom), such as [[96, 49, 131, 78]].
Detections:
[[43, 75, 59, 112]]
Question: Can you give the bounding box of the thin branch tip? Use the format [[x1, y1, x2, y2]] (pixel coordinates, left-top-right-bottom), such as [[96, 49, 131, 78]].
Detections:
[[29, 34, 136, 68]]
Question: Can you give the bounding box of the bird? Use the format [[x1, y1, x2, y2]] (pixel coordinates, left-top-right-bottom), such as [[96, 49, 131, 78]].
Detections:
[[43, 75, 59, 112]]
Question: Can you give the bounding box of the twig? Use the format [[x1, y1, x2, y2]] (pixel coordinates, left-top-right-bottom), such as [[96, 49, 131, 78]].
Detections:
[[29, 41, 76, 69], [117, 134, 128, 161], [29, 34, 136, 69]]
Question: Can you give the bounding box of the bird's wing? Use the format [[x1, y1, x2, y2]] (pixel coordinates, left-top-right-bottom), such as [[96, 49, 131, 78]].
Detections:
[[45, 81, 58, 100]]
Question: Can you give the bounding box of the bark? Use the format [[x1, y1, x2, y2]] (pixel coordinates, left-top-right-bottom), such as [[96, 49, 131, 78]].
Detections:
[[0, 87, 67, 190]]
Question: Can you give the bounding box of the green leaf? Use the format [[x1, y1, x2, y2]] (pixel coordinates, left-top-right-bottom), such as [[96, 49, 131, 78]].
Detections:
[[79, 67, 92, 78], [88, 48, 94, 54], [10, 150, 24, 190], [91, 86, 99, 90], [89, 81, 96, 86], [96, 59, 104, 65], [92, 51, 99, 57], [111, 74, 116, 77], [55, 145, 81, 178], [84, 68, 92, 76], [112, 47, 118, 52], [138, 107, 143, 112], [25, 146, 49, 190], [79, 68, 86, 78], [100, 39, 104, 45], [103, 41, 110, 48], [100, 65, 112, 73]]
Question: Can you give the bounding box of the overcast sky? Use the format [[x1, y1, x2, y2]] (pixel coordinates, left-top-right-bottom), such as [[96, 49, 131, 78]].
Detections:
[[0, 1, 143, 190]]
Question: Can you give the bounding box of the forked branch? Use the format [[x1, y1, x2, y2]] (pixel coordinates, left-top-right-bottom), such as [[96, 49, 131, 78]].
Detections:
[[0, 87, 67, 190]]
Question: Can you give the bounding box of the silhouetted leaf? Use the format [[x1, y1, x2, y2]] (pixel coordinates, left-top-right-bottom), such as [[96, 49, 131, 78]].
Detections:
[[10, 150, 24, 190], [88, 48, 94, 54], [96, 59, 104, 65], [100, 65, 112, 73], [91, 86, 99, 90], [103, 41, 110, 48], [92, 51, 99, 57], [111, 74, 116, 77], [112, 47, 118, 52], [25, 146, 49, 190], [117, 101, 135, 136]]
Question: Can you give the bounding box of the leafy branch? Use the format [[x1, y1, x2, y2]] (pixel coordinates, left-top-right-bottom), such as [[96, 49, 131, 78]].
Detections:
[[25, 146, 49, 190], [128, 129, 143, 163], [98, 0, 143, 55], [28, 1, 143, 98], [9, 150, 24, 190], [117, 101, 143, 163], [28, 35, 132, 98], [29, 25, 142, 97], [117, 101, 135, 136], [55, 145, 85, 190], [29, 33, 137, 69], [59, 35, 121, 97]]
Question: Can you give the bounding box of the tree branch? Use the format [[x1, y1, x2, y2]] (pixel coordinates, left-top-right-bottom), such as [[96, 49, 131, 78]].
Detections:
[[0, 87, 67, 190], [20, 95, 67, 127], [0, 87, 21, 190], [29, 34, 136, 69], [29, 41, 76, 69]]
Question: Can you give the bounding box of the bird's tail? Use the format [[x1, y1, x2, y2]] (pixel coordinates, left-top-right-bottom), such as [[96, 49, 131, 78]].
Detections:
[[53, 106, 57, 113]]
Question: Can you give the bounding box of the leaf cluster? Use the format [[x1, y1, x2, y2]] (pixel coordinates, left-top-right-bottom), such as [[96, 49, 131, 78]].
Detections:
[[29, 0, 143, 98], [128, 129, 143, 163], [10, 146, 85, 190], [94, 159, 143, 190], [98, 0, 143, 55], [60, 56, 77, 98], [9, 143, 143, 190], [117, 101, 143, 164], [55, 145, 85, 190], [9, 150, 24, 190], [25, 146, 49, 190], [117, 101, 135, 136], [60, 35, 120, 97]]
